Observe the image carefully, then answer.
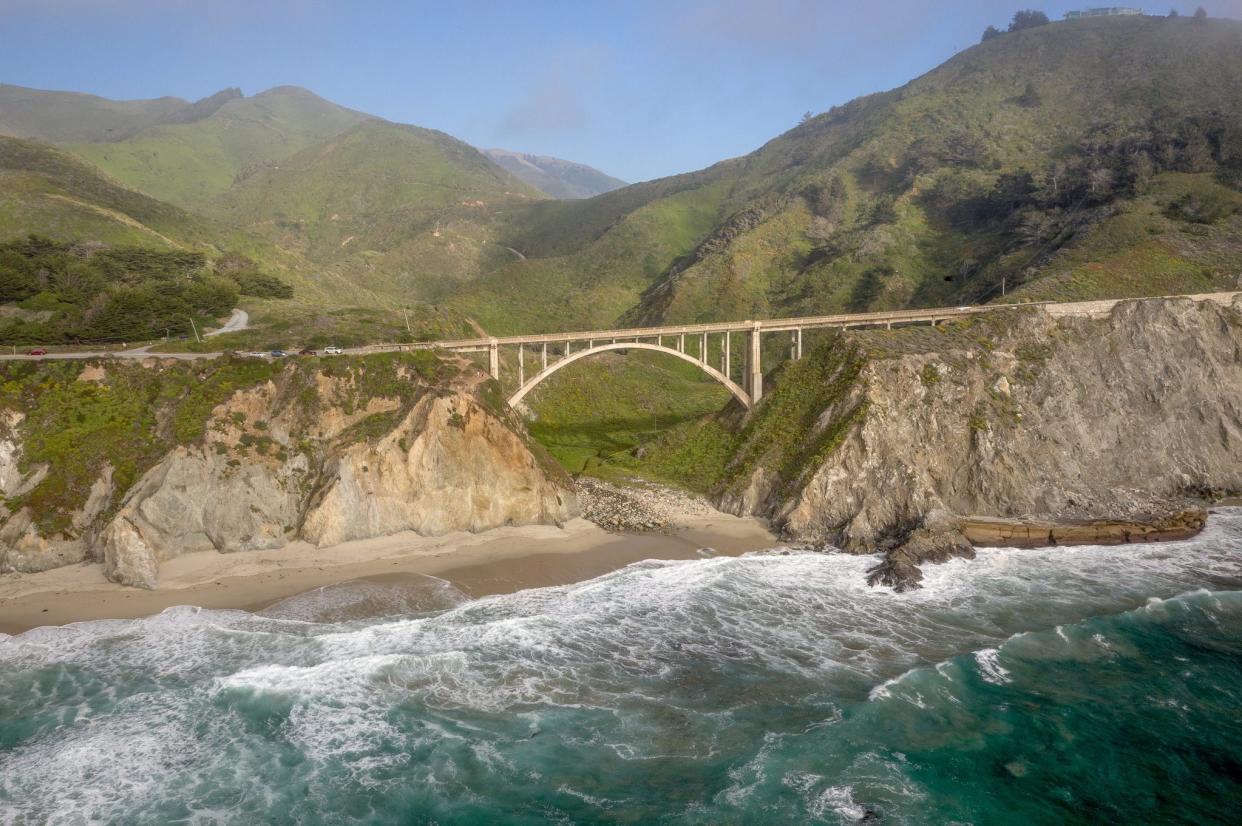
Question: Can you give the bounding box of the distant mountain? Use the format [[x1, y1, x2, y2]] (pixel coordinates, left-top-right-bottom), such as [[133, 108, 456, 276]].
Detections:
[[210, 120, 546, 302], [64, 86, 371, 208], [483, 149, 626, 199], [447, 15, 1242, 334], [0, 83, 196, 143]]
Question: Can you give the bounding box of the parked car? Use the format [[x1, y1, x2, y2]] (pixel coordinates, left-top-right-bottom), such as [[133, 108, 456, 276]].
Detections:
[[323, 345, 344, 355], [27, 348, 47, 356], [243, 351, 269, 359], [298, 348, 317, 356], [270, 349, 288, 358]]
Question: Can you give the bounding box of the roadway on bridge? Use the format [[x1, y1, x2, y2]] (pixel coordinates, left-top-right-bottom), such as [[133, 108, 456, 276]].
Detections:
[[0, 293, 1234, 364]]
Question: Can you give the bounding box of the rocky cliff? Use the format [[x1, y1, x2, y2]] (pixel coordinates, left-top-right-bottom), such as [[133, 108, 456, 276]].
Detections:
[[717, 294, 1242, 589], [0, 353, 576, 588]]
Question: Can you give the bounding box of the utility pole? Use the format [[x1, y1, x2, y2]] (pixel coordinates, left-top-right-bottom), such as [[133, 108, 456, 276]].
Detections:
[[402, 306, 411, 334], [189, 317, 201, 344]]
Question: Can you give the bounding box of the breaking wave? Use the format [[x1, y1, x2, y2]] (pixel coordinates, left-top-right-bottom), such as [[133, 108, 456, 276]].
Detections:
[[2, 510, 1241, 823]]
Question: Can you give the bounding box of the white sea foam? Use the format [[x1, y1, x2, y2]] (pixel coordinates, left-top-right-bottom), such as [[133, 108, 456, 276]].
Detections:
[[2, 513, 1241, 822]]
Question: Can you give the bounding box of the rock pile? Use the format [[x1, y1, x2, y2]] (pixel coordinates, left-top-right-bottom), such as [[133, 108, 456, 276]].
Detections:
[[576, 478, 717, 533]]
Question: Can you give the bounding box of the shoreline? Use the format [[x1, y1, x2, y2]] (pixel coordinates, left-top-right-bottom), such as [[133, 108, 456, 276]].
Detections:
[[0, 515, 777, 635]]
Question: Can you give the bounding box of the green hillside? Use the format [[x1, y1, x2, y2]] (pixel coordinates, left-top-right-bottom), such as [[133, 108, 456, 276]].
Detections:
[[209, 120, 547, 304], [450, 15, 1242, 334], [0, 135, 270, 255], [68, 86, 370, 207]]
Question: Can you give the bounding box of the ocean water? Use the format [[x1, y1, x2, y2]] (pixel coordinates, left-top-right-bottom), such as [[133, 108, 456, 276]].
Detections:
[[3, 512, 1242, 824]]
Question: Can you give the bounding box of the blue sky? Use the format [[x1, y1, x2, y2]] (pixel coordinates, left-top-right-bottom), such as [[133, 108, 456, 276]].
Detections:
[[2, 0, 1240, 182]]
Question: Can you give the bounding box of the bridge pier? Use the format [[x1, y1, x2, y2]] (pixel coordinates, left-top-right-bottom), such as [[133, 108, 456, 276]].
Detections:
[[488, 338, 499, 379], [518, 344, 524, 386], [542, 343, 547, 370], [724, 331, 731, 379], [748, 323, 763, 403]]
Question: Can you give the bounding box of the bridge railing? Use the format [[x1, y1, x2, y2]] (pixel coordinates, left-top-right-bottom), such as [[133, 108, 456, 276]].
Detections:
[[351, 299, 1055, 355]]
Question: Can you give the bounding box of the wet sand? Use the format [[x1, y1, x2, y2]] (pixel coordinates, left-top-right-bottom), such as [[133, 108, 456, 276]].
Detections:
[[0, 516, 776, 635]]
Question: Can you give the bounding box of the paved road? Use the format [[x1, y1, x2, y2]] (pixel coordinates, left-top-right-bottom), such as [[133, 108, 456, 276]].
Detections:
[[0, 292, 1235, 363], [205, 309, 248, 337]]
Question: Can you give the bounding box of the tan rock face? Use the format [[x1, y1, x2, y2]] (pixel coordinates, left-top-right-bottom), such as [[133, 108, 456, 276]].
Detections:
[[2, 360, 577, 588], [721, 296, 1242, 586], [302, 395, 574, 546]]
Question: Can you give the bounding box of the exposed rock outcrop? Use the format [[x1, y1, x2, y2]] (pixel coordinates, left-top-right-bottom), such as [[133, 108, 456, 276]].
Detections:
[[1, 354, 577, 588], [718, 295, 1242, 589]]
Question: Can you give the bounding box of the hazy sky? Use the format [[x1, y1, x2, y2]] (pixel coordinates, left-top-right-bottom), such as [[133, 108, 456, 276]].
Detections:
[[2, 0, 1240, 182]]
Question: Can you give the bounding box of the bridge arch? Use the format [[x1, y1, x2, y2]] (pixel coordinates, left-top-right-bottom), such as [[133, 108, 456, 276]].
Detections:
[[507, 341, 751, 409]]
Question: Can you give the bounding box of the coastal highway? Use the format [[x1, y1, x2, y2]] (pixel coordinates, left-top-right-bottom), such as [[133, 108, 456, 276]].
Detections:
[[0, 292, 1237, 364]]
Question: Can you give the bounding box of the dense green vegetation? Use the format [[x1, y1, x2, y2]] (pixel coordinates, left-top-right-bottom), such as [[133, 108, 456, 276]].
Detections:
[[525, 351, 729, 477], [0, 237, 292, 344]]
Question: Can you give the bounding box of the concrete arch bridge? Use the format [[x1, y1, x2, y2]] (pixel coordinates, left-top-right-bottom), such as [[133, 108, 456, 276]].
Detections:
[[355, 292, 1242, 410], [394, 303, 1047, 409]]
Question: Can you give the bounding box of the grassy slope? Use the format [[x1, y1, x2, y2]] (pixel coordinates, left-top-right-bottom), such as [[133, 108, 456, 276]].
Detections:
[[209, 120, 547, 306], [0, 136, 271, 255], [0, 136, 345, 308], [524, 350, 729, 477], [69, 87, 370, 208]]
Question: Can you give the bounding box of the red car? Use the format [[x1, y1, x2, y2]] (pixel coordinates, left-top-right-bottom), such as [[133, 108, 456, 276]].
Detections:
[[298, 348, 317, 356], [27, 348, 47, 356]]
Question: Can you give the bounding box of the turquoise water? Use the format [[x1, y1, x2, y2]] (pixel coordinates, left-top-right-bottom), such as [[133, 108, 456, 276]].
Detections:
[[3, 511, 1242, 824]]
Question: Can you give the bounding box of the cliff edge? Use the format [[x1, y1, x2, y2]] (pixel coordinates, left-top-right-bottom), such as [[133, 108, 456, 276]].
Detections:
[[0, 352, 576, 588], [715, 294, 1242, 589]]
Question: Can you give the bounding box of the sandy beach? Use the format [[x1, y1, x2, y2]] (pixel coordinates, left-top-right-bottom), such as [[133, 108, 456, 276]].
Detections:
[[0, 515, 777, 635]]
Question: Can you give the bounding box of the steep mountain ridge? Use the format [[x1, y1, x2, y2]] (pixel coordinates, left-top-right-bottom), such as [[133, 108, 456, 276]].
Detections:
[[449, 16, 1242, 334], [67, 86, 372, 207]]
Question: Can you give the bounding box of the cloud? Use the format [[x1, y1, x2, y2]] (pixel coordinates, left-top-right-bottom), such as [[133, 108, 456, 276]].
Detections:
[[497, 79, 591, 137], [494, 43, 609, 139], [673, 0, 958, 57]]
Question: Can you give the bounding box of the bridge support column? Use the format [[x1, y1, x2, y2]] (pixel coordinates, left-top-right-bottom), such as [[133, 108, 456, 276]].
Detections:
[[700, 333, 707, 365], [796, 328, 803, 360], [748, 323, 763, 403], [518, 344, 524, 387], [678, 334, 684, 353], [724, 331, 731, 380], [488, 339, 499, 380], [542, 343, 547, 370]]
